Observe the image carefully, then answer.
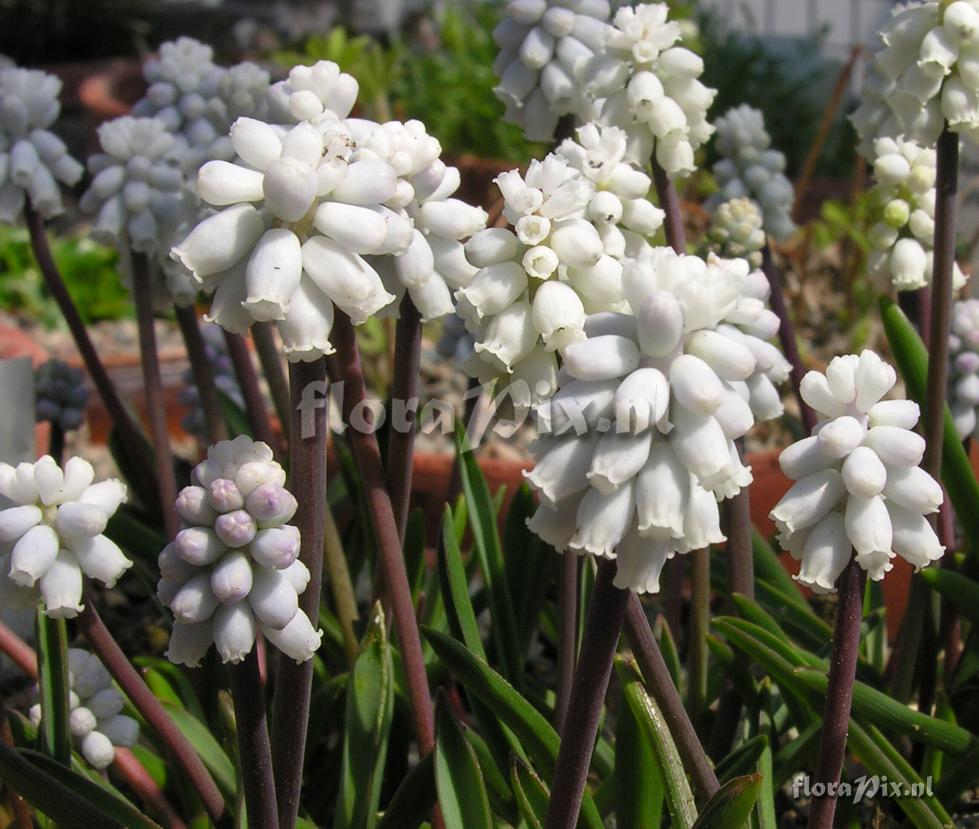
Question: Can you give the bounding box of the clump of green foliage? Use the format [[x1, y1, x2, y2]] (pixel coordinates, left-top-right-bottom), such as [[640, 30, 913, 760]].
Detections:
[[0, 227, 131, 325], [274, 5, 545, 162]]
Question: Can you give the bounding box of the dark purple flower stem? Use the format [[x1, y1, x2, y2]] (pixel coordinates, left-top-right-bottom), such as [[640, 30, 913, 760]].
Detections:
[[130, 253, 179, 539], [223, 331, 281, 457], [807, 560, 866, 829], [229, 650, 279, 829], [174, 305, 228, 446], [270, 357, 328, 829], [77, 597, 225, 822], [23, 204, 153, 494], [554, 552, 579, 731], [762, 247, 818, 434], [545, 559, 629, 829], [623, 596, 720, 801], [251, 322, 293, 448], [386, 295, 422, 541]]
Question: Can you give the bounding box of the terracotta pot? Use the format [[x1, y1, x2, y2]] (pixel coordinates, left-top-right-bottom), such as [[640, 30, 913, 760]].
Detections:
[[78, 59, 144, 123]]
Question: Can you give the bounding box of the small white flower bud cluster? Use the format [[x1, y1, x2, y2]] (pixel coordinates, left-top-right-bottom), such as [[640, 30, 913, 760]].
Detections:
[[705, 105, 796, 241], [525, 248, 784, 593], [852, 1, 979, 150], [771, 351, 944, 592], [361, 119, 488, 323], [580, 3, 716, 177], [29, 649, 139, 770], [173, 60, 487, 361], [0, 457, 130, 618], [456, 141, 659, 406], [865, 135, 967, 292], [949, 298, 979, 439], [79, 117, 187, 256], [703, 198, 766, 268], [159, 436, 322, 667], [35, 359, 89, 432], [492, 0, 610, 141], [0, 67, 83, 223]]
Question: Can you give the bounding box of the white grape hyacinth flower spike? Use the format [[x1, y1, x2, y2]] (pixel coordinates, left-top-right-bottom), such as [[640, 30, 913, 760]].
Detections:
[[0, 66, 84, 223], [0, 456, 130, 618], [30, 649, 139, 769], [949, 298, 979, 440], [159, 436, 322, 667], [524, 246, 781, 594], [770, 351, 945, 593]]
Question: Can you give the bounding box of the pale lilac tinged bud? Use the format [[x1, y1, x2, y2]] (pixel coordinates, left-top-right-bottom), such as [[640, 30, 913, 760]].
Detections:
[[213, 601, 256, 664], [261, 611, 322, 664], [171, 572, 220, 623], [166, 621, 213, 667], [245, 484, 298, 527], [210, 550, 254, 604], [249, 567, 299, 630], [570, 483, 635, 557], [668, 355, 725, 416], [614, 368, 669, 433], [280, 559, 311, 595], [250, 526, 302, 569], [563, 335, 640, 381], [794, 511, 850, 594], [771, 469, 846, 535], [97, 715, 137, 750], [234, 460, 286, 497], [862, 426, 925, 467], [207, 478, 244, 513], [214, 510, 257, 548], [175, 486, 217, 525], [173, 527, 226, 566]]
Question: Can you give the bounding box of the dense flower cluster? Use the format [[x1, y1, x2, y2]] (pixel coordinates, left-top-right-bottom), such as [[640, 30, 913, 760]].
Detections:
[[0, 67, 83, 222], [30, 649, 139, 769], [0, 457, 130, 618], [492, 0, 609, 140], [525, 248, 783, 592], [771, 351, 944, 592], [158, 436, 321, 666], [79, 117, 186, 255], [173, 61, 486, 361], [580, 3, 715, 176], [179, 325, 242, 439], [703, 198, 766, 268], [865, 135, 966, 291], [852, 1, 979, 150], [456, 135, 661, 406], [705, 105, 796, 241], [949, 298, 979, 440], [35, 359, 89, 432]]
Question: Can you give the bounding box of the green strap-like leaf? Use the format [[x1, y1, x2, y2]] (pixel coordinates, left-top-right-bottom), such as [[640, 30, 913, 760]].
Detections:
[[880, 296, 979, 547], [919, 567, 979, 627], [423, 627, 604, 829], [617, 659, 697, 829], [334, 603, 394, 829], [438, 506, 486, 660], [713, 736, 768, 784], [35, 610, 70, 766], [376, 752, 435, 829], [509, 755, 548, 829], [434, 694, 493, 829], [689, 773, 761, 829], [454, 428, 523, 685], [615, 679, 664, 828], [0, 743, 161, 828], [159, 702, 236, 801]]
